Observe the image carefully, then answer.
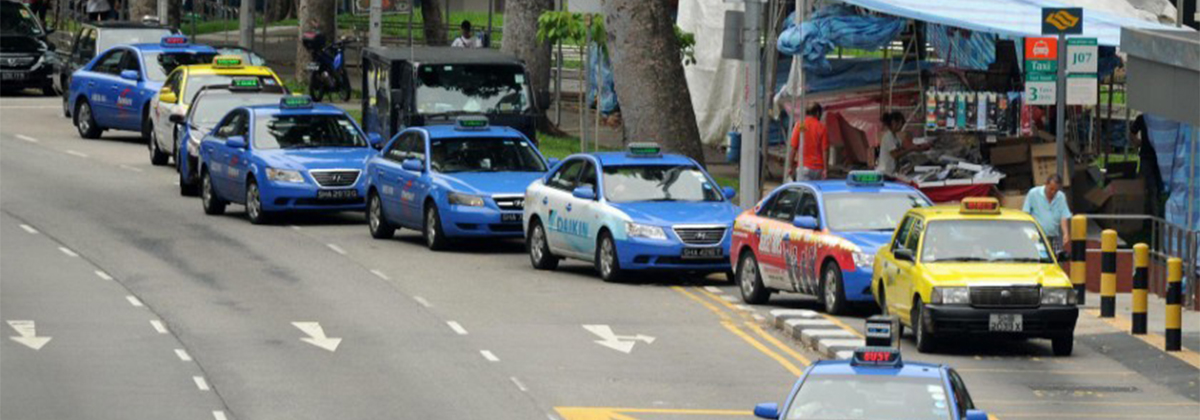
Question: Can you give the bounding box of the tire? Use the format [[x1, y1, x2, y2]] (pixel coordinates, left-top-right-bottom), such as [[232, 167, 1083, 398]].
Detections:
[[309, 73, 325, 102], [821, 262, 848, 315], [367, 192, 395, 239], [42, 84, 57, 97], [148, 123, 169, 166], [62, 91, 70, 117], [423, 204, 448, 251], [595, 231, 624, 283], [737, 251, 770, 304], [337, 70, 351, 102], [527, 219, 559, 270], [179, 166, 199, 196], [912, 298, 936, 353], [201, 170, 226, 215], [245, 179, 271, 224], [1052, 333, 1074, 356], [74, 100, 101, 139]]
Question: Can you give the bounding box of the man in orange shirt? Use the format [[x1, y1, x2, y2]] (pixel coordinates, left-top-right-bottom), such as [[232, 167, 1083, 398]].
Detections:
[[787, 104, 829, 181]]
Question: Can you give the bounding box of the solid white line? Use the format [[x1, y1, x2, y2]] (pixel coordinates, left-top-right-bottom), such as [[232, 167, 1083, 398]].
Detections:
[[126, 296, 144, 307], [480, 350, 499, 362], [510, 376, 528, 392], [15, 134, 39, 143], [212, 411, 228, 420], [58, 246, 79, 257], [119, 164, 143, 173], [94, 270, 113, 281], [193, 376, 210, 391], [704, 286, 724, 294], [174, 349, 192, 361], [150, 320, 168, 334], [447, 321, 468, 335], [369, 269, 390, 280], [18, 224, 38, 234], [65, 150, 88, 158], [326, 243, 347, 255], [413, 296, 432, 307]]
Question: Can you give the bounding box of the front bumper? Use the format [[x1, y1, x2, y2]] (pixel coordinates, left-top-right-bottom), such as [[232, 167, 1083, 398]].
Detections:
[[841, 268, 875, 302], [614, 236, 732, 273], [442, 205, 524, 238], [259, 181, 367, 212], [923, 304, 1079, 339], [0, 64, 54, 89]]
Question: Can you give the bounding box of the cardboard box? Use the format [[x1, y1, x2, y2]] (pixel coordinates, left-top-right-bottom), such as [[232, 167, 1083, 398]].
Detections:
[[990, 144, 1030, 166], [999, 190, 1027, 210], [1089, 179, 1147, 236], [1030, 143, 1070, 187]]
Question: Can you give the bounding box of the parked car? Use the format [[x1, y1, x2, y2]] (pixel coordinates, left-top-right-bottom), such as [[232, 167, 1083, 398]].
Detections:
[[56, 20, 178, 116], [1, 0, 58, 96]]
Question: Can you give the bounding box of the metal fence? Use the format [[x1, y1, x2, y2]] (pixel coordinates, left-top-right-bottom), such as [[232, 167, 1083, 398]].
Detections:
[[1081, 214, 1199, 309]]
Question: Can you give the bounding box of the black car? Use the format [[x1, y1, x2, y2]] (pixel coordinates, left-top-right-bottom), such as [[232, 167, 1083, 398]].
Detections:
[[55, 21, 177, 116], [0, 0, 57, 96]]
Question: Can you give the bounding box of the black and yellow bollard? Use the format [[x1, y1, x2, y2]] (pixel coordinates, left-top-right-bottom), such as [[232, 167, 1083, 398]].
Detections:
[[1100, 230, 1118, 317], [1070, 215, 1088, 305], [1166, 257, 1182, 351], [1131, 243, 1149, 335]]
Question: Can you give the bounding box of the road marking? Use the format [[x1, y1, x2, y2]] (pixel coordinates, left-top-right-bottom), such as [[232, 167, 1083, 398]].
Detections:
[[672, 286, 731, 321], [6, 320, 51, 350], [720, 295, 739, 303], [19, 224, 38, 234], [150, 320, 168, 334], [193, 376, 210, 391], [480, 350, 500, 362], [752, 313, 766, 322], [94, 270, 113, 281], [119, 164, 143, 173], [693, 287, 750, 321], [212, 411, 228, 420], [15, 134, 39, 143], [996, 413, 1197, 418], [555, 407, 750, 419], [65, 150, 88, 158], [978, 399, 1200, 407], [175, 349, 192, 361], [1085, 308, 1200, 368], [369, 269, 390, 280], [447, 321, 468, 335], [326, 243, 347, 255], [289, 225, 302, 230], [734, 304, 755, 312], [58, 246, 79, 257], [510, 376, 528, 392], [744, 321, 812, 366], [292, 322, 342, 352], [703, 286, 724, 294], [583, 324, 655, 354], [413, 296, 432, 307], [126, 296, 144, 307], [721, 320, 805, 376], [817, 313, 866, 338]]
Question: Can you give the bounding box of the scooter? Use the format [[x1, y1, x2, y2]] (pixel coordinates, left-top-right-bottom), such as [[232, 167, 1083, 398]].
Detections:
[[301, 32, 352, 102]]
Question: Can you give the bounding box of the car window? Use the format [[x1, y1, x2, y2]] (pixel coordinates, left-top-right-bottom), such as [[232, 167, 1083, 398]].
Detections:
[[824, 193, 929, 231], [905, 219, 924, 253], [785, 374, 951, 420], [93, 50, 126, 75], [215, 110, 247, 138], [547, 159, 585, 191], [405, 132, 426, 162], [577, 161, 597, 191], [120, 52, 141, 76], [892, 216, 915, 251], [797, 190, 819, 219], [766, 189, 801, 221], [384, 134, 409, 162], [163, 70, 182, 96]]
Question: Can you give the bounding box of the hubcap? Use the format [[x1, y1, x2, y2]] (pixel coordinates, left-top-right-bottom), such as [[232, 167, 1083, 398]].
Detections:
[[824, 269, 837, 308], [531, 226, 544, 261], [202, 175, 212, 206], [247, 184, 260, 219], [369, 196, 380, 231], [599, 239, 614, 276], [78, 105, 90, 132], [741, 256, 757, 296], [426, 210, 436, 246]]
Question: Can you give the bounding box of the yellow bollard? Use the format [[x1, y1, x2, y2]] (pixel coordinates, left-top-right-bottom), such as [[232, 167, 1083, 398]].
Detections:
[[1100, 230, 1118, 317], [1070, 215, 1088, 305], [1131, 243, 1149, 335], [1166, 258, 1182, 351]]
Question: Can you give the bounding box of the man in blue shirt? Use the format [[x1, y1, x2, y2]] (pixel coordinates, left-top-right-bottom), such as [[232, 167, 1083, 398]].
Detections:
[[1023, 174, 1073, 252]]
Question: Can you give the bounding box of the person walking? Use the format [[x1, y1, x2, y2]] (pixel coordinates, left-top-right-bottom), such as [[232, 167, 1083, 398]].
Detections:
[[1023, 174, 1073, 253], [451, 20, 482, 48], [787, 103, 828, 181]]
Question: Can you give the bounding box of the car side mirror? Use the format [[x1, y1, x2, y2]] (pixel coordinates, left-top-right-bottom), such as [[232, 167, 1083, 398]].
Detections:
[[792, 216, 819, 230], [224, 136, 247, 149], [159, 89, 177, 104], [169, 113, 185, 124], [753, 403, 779, 419], [368, 133, 384, 150], [572, 186, 596, 200], [722, 186, 737, 200], [120, 69, 139, 81], [546, 157, 560, 168], [965, 410, 989, 420], [894, 248, 915, 262], [401, 158, 423, 172]]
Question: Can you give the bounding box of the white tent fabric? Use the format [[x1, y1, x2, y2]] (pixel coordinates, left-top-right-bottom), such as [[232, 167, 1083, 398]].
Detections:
[[678, 0, 747, 146], [1057, 0, 1179, 24]]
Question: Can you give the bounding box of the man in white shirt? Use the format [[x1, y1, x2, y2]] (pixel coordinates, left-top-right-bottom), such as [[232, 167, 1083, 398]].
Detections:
[[451, 20, 483, 48], [876, 111, 929, 175]]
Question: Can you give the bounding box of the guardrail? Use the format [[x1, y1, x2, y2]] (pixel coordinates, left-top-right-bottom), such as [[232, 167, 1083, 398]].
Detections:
[[1078, 214, 1198, 310]]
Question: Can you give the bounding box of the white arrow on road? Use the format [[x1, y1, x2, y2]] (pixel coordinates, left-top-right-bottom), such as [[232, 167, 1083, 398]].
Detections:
[[292, 322, 341, 352], [583, 324, 655, 354], [7, 320, 51, 350]]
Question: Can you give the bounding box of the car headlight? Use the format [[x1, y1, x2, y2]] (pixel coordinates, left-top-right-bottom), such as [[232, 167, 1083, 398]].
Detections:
[[266, 168, 304, 183], [1041, 288, 1075, 306], [448, 192, 485, 207], [626, 222, 666, 240], [852, 251, 875, 268], [932, 287, 970, 305]]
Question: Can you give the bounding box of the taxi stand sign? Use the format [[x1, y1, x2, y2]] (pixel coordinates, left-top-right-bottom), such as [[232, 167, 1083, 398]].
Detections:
[[864, 315, 898, 347], [161, 35, 189, 47]]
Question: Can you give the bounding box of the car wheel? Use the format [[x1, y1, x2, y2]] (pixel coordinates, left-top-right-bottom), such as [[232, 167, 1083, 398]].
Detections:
[[1052, 333, 1074, 356], [737, 251, 770, 304], [527, 220, 559, 270], [596, 232, 624, 283], [201, 170, 226, 215], [423, 204, 448, 251], [913, 298, 936, 353], [821, 262, 848, 315], [74, 100, 101, 139], [148, 125, 169, 166], [179, 166, 199, 196], [245, 179, 271, 224], [367, 192, 395, 239]]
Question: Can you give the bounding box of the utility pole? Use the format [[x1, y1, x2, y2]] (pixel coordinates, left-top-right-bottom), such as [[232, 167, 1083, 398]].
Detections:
[[239, 0, 255, 49], [369, 0, 382, 48], [738, 0, 762, 208]]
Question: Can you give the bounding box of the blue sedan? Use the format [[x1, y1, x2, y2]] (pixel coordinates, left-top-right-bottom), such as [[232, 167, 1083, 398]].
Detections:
[[68, 35, 216, 141], [363, 117, 552, 250], [198, 96, 384, 224]]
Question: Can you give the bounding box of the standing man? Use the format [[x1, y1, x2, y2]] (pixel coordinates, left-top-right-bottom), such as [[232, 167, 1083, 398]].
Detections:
[[86, 0, 111, 21], [787, 103, 828, 181], [1023, 174, 1073, 253], [451, 20, 482, 48]]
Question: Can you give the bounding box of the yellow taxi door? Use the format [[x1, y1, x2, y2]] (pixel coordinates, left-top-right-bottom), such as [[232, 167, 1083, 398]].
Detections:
[[879, 216, 917, 321], [893, 217, 925, 324]]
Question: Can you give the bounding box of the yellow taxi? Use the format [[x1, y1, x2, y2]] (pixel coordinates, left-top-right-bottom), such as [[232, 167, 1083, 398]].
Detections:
[[148, 55, 285, 165], [871, 197, 1078, 356]]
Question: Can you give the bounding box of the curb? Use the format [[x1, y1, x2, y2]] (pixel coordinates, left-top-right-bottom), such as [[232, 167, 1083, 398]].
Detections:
[[769, 309, 864, 360]]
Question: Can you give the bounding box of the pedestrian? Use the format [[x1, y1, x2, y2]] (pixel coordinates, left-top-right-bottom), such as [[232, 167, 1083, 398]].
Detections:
[[86, 0, 111, 21], [876, 111, 930, 176], [451, 20, 482, 48], [1022, 174, 1072, 253], [787, 103, 828, 181]]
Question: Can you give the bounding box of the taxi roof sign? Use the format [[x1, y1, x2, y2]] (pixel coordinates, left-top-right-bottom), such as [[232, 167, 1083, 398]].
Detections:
[[960, 197, 1001, 215], [847, 170, 884, 187], [229, 78, 261, 91], [627, 142, 662, 157], [161, 35, 189, 47], [212, 55, 244, 68], [280, 95, 313, 109], [455, 115, 489, 130], [850, 347, 902, 368]]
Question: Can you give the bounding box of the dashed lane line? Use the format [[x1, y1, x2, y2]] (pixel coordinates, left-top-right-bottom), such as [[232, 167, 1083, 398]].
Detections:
[[369, 269, 390, 280], [15, 134, 39, 143], [447, 321, 469, 335], [212, 411, 228, 420], [19, 224, 38, 234], [94, 270, 113, 281], [193, 376, 210, 391], [125, 295, 144, 307], [480, 350, 500, 362], [414, 296, 432, 307], [289, 225, 302, 230], [150, 320, 168, 334], [58, 246, 79, 257], [119, 164, 143, 173], [175, 349, 192, 362], [703, 286, 724, 294], [326, 243, 347, 255], [64, 150, 88, 158], [510, 376, 528, 392]]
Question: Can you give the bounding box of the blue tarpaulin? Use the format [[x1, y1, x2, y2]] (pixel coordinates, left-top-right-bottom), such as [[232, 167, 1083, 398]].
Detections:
[[777, 4, 906, 71]]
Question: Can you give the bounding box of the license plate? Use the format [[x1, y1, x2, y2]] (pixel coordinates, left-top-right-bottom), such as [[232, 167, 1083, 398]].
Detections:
[[681, 247, 722, 259], [306, 62, 320, 71], [317, 189, 358, 200], [501, 213, 522, 223], [1, 72, 25, 81], [988, 313, 1023, 332]]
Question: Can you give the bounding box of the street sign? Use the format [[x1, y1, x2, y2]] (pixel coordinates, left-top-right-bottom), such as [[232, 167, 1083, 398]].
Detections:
[[1042, 7, 1084, 35], [1026, 60, 1057, 73], [1067, 73, 1098, 105], [1067, 38, 1099, 73], [1025, 73, 1057, 105], [1025, 37, 1058, 61]]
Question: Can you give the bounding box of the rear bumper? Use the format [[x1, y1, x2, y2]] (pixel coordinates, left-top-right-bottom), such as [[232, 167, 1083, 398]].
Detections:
[[443, 205, 524, 238], [923, 304, 1078, 338]]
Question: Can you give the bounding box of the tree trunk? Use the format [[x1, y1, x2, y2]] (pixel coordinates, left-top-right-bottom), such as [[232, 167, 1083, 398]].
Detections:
[[128, 0, 155, 21], [268, 0, 296, 21], [295, 0, 336, 81], [501, 0, 560, 135], [602, 0, 704, 165], [166, 0, 180, 29], [419, 0, 447, 46], [239, 0, 255, 48]]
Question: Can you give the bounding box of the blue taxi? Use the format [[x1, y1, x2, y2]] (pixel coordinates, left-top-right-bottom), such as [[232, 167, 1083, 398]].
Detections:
[[753, 347, 989, 420], [68, 35, 217, 140], [523, 143, 740, 282], [198, 96, 384, 224], [363, 117, 552, 250]]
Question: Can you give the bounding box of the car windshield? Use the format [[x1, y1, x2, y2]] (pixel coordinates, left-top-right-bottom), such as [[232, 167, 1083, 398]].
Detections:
[[921, 220, 1053, 263], [430, 137, 545, 173], [143, 52, 219, 82], [185, 75, 280, 105], [416, 64, 530, 115], [824, 193, 930, 231], [191, 93, 286, 127], [97, 29, 174, 53], [1, 3, 43, 36], [254, 114, 367, 150], [602, 165, 723, 203], [786, 374, 952, 420]]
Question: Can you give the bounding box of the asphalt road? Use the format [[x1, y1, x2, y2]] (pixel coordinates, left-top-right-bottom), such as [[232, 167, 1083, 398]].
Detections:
[[2, 93, 1197, 420]]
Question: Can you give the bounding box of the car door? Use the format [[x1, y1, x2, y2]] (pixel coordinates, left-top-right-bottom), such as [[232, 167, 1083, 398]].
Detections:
[[395, 131, 429, 226], [541, 158, 585, 255], [223, 110, 253, 202], [112, 51, 147, 130], [786, 188, 823, 295], [375, 132, 413, 225], [882, 216, 918, 319], [204, 110, 243, 199], [86, 49, 127, 127], [565, 159, 601, 261], [757, 188, 802, 290], [155, 69, 183, 152]]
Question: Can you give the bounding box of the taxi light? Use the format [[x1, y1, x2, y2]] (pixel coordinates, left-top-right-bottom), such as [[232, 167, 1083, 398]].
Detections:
[[161, 35, 189, 47], [212, 55, 244, 68], [455, 116, 489, 130], [280, 95, 314, 109], [960, 197, 1000, 214], [850, 346, 902, 367], [627, 142, 662, 157], [229, 78, 261, 91], [847, 170, 884, 186]]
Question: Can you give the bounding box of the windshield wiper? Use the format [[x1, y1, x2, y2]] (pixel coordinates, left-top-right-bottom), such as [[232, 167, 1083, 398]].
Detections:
[[991, 257, 1047, 263], [930, 257, 989, 262]]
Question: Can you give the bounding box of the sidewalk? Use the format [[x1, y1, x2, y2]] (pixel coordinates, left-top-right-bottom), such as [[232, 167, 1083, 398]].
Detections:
[[1079, 292, 1200, 356]]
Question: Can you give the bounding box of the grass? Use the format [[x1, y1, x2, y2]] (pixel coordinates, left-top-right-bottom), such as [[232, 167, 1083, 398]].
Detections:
[[536, 132, 740, 191], [184, 17, 298, 36]]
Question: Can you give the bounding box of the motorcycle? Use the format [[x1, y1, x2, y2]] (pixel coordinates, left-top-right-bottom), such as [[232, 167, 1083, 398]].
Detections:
[[301, 32, 352, 102]]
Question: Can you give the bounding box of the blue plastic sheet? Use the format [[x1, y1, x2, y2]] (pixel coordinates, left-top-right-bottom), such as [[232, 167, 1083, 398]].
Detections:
[[1146, 114, 1200, 280], [586, 42, 619, 115], [776, 4, 906, 72]]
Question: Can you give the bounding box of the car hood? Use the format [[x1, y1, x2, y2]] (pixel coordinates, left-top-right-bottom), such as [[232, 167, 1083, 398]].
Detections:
[[257, 148, 375, 171], [436, 172, 545, 196], [922, 263, 1071, 287], [0, 35, 49, 53], [608, 201, 741, 226], [837, 230, 894, 254]]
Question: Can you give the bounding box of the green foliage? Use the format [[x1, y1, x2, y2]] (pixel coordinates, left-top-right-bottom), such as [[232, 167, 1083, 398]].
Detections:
[[674, 26, 696, 66], [536, 11, 693, 65]]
